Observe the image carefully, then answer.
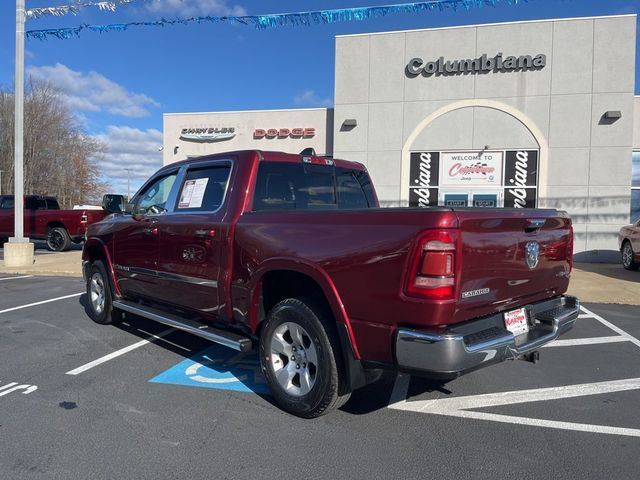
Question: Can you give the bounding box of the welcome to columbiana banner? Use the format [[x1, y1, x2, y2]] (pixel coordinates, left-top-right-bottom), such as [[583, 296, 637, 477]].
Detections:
[[26, 0, 530, 41]]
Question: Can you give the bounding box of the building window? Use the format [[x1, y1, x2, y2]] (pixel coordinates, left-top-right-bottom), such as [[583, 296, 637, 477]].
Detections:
[[632, 150, 640, 223]]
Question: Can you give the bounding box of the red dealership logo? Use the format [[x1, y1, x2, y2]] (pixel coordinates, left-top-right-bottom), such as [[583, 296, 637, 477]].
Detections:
[[254, 128, 315, 139], [448, 162, 496, 177]]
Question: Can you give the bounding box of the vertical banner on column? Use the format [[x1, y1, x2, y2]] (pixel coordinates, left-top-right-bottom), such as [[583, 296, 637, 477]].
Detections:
[[504, 150, 538, 208], [409, 152, 439, 207]]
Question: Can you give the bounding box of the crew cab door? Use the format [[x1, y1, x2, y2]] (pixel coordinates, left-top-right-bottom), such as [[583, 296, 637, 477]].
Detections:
[[112, 170, 179, 301], [155, 161, 232, 319]]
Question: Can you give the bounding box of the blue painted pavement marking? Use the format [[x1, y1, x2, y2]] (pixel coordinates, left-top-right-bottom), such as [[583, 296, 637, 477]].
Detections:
[[150, 344, 270, 395]]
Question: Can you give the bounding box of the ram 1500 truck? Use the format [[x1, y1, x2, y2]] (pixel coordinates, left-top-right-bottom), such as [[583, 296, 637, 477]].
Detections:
[[0, 195, 108, 251], [82, 150, 579, 417]]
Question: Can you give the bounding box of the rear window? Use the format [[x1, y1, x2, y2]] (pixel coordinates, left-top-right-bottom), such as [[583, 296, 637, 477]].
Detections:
[[253, 162, 374, 211], [0, 197, 13, 209]]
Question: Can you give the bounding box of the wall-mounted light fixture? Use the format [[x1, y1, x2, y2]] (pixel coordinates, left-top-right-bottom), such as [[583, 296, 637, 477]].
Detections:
[[341, 119, 358, 131], [600, 110, 622, 125], [603, 110, 622, 120]]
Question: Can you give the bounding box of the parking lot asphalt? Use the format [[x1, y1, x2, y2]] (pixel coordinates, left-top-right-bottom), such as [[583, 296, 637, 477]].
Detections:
[[1, 274, 639, 480]]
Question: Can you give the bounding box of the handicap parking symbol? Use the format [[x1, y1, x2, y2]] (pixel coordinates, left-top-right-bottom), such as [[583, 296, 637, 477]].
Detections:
[[150, 344, 270, 395]]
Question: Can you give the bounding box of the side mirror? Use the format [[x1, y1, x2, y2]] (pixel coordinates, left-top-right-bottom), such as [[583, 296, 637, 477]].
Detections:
[[102, 194, 126, 214]]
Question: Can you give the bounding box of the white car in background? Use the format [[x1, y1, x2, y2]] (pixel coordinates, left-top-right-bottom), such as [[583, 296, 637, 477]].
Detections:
[[619, 220, 640, 270]]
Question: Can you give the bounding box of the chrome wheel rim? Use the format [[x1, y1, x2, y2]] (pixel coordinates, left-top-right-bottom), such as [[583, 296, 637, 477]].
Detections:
[[269, 322, 318, 397], [89, 272, 105, 315], [622, 244, 633, 268]]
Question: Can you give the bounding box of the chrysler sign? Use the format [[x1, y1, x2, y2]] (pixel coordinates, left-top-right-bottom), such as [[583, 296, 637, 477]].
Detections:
[[180, 127, 235, 142], [406, 52, 546, 77]]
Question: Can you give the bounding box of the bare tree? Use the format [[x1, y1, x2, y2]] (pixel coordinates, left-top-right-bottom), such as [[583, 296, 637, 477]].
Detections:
[[0, 80, 109, 207]]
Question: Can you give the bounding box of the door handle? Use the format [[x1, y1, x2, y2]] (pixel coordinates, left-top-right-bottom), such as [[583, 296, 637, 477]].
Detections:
[[194, 229, 216, 239], [142, 219, 159, 236]]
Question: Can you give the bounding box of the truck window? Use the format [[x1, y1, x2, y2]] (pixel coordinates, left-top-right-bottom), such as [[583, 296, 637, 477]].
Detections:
[[0, 197, 13, 209], [134, 172, 178, 215], [255, 162, 375, 211], [37, 198, 47, 210], [335, 168, 369, 209], [175, 164, 231, 212], [25, 197, 38, 210], [47, 198, 60, 210], [354, 170, 377, 207]]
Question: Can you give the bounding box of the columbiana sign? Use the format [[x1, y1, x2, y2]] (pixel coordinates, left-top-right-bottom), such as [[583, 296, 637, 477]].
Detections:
[[406, 52, 546, 77]]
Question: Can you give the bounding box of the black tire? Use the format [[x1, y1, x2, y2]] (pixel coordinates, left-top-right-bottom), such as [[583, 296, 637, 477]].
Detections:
[[86, 260, 122, 325], [621, 241, 639, 271], [0, 237, 7, 247], [259, 298, 351, 418], [46, 226, 72, 252]]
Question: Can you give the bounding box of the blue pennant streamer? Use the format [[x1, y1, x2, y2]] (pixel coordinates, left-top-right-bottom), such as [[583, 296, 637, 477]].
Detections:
[[26, 0, 528, 41]]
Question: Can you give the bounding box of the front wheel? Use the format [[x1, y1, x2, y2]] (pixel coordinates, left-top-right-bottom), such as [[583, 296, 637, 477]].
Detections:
[[47, 227, 71, 252], [86, 260, 122, 325], [260, 298, 350, 418], [622, 241, 639, 271]]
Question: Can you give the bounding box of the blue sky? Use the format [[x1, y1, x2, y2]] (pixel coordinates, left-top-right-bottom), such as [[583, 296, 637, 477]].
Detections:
[[1, 0, 639, 195]]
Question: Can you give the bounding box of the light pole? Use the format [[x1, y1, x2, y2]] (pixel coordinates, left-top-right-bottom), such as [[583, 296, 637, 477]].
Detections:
[[0, 169, 3, 195], [5, 0, 34, 267], [124, 168, 132, 201]]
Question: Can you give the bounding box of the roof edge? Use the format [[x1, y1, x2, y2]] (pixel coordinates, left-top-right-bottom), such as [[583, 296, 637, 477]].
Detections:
[[336, 13, 637, 38]]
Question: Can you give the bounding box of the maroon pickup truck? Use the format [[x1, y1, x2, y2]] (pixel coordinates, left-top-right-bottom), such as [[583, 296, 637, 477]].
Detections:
[[0, 195, 108, 251], [82, 150, 579, 417]]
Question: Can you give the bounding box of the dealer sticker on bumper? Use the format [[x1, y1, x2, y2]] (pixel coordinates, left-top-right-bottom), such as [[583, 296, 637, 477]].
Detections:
[[504, 307, 529, 336]]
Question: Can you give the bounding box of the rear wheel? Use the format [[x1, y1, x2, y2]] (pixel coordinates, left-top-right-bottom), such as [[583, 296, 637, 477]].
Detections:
[[260, 298, 350, 418], [87, 260, 123, 325], [622, 241, 639, 271], [47, 226, 71, 252]]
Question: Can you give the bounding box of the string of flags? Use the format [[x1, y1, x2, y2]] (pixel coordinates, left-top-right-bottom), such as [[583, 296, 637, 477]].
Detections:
[[25, 0, 529, 41], [26, 1, 153, 19]]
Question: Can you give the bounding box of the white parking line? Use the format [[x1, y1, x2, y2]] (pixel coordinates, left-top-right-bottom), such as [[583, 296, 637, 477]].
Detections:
[[137, 328, 190, 353], [66, 328, 175, 375], [0, 275, 33, 281], [543, 336, 630, 348], [0, 293, 83, 315], [581, 305, 640, 349], [393, 377, 640, 411], [389, 377, 640, 437], [388, 306, 640, 437]]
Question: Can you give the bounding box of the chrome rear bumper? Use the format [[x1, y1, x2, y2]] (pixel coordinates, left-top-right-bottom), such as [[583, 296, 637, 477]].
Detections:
[[395, 295, 579, 377]]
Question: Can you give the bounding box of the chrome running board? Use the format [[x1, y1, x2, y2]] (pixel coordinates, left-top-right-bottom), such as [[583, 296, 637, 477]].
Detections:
[[113, 300, 253, 352]]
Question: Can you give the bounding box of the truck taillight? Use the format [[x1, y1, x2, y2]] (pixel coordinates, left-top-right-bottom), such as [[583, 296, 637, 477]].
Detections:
[[568, 225, 574, 273], [405, 230, 458, 300]]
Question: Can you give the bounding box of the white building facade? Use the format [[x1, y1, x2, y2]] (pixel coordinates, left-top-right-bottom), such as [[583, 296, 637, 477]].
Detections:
[[164, 15, 638, 261]]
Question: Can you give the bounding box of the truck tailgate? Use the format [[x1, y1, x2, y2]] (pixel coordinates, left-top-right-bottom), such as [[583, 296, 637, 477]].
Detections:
[[453, 208, 572, 323]]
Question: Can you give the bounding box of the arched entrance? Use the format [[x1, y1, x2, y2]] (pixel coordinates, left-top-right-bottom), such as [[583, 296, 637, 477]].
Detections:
[[400, 99, 548, 208]]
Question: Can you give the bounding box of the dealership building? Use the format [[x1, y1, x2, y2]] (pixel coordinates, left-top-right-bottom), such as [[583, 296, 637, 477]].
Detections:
[[164, 14, 638, 261]]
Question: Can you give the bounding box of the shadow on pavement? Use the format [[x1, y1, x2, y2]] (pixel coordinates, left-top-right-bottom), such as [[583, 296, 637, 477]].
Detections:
[[574, 262, 640, 283], [79, 294, 454, 416]]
